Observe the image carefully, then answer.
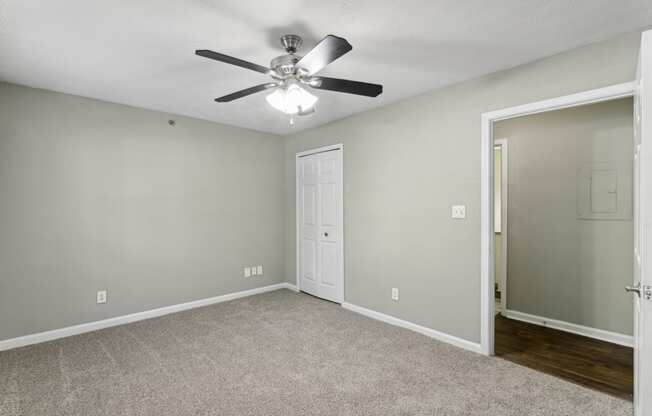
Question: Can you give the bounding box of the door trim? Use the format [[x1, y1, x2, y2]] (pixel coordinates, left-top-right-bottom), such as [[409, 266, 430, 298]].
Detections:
[[479, 82, 636, 356], [494, 139, 508, 313], [295, 143, 345, 303]]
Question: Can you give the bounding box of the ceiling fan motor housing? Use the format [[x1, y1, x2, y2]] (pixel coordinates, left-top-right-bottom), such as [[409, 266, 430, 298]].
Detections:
[[280, 34, 302, 53], [270, 54, 301, 77], [271, 35, 304, 77]]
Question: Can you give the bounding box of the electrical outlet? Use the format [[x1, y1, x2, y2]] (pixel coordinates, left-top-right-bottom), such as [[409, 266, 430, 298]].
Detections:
[[257, 265, 263, 275], [391, 288, 399, 301], [244, 267, 251, 277], [451, 205, 466, 219], [96, 290, 107, 304]]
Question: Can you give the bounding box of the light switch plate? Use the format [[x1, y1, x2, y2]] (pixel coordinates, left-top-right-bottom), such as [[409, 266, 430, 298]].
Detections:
[[96, 290, 107, 304], [451, 205, 466, 219], [391, 288, 399, 301], [251, 266, 257, 276], [257, 265, 263, 275], [244, 267, 251, 277]]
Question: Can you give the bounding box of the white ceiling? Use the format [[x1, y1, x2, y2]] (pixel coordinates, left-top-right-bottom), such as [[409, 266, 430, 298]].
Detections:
[[1, 1, 651, 135]]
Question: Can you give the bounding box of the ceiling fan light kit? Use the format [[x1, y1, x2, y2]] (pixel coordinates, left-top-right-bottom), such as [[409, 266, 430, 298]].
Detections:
[[195, 34, 383, 119], [266, 80, 318, 115]]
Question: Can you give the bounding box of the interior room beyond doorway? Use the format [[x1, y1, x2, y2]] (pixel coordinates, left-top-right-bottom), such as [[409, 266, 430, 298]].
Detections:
[[492, 97, 635, 399]]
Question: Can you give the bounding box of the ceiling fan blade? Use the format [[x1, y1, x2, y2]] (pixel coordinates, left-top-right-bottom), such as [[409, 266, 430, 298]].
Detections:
[[295, 35, 352, 76], [309, 77, 383, 97], [196, 50, 270, 75], [215, 83, 277, 102]]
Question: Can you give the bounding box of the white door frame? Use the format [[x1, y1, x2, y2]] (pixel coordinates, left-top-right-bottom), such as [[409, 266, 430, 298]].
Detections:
[[493, 139, 508, 313], [480, 82, 635, 356], [295, 143, 345, 303]]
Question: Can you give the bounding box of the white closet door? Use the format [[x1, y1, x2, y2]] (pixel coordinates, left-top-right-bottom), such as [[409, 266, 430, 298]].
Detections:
[[298, 147, 343, 303], [299, 154, 320, 297]]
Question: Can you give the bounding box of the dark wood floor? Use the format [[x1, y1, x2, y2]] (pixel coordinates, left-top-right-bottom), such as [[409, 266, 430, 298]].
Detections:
[[495, 314, 633, 400]]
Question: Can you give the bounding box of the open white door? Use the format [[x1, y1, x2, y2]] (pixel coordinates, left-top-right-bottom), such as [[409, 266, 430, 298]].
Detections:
[[632, 29, 652, 416]]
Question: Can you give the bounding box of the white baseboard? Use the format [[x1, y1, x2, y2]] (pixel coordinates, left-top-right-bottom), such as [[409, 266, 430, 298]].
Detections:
[[283, 283, 299, 292], [502, 309, 633, 348], [0, 283, 292, 352], [342, 302, 482, 354]]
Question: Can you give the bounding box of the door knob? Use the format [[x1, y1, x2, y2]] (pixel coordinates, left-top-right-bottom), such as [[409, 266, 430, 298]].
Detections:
[[625, 282, 641, 296]]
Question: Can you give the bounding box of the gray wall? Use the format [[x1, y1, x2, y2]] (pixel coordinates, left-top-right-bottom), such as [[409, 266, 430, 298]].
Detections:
[[0, 31, 642, 345], [494, 98, 633, 335], [284, 32, 640, 343], [0, 83, 285, 341]]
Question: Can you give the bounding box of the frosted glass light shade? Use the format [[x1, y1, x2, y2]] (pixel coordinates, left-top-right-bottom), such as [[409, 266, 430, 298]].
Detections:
[[266, 84, 318, 115]]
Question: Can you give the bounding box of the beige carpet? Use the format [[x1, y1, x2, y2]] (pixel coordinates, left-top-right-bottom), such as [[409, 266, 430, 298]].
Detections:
[[0, 289, 632, 415]]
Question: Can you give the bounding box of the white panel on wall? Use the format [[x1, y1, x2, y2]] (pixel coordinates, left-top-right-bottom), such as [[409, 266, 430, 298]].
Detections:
[[590, 169, 618, 213], [577, 161, 632, 220]]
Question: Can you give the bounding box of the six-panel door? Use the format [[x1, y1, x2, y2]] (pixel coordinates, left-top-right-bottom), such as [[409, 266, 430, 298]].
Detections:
[[298, 148, 343, 303]]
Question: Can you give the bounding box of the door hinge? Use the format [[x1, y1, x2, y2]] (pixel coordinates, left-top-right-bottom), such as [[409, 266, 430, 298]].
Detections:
[[626, 283, 652, 300]]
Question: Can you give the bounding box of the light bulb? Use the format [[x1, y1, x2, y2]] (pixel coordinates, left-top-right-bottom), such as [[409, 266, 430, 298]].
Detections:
[[266, 83, 318, 115]]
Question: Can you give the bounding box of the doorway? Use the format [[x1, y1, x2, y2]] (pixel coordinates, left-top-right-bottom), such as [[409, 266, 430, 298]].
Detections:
[[480, 82, 638, 357], [295, 144, 344, 303], [490, 98, 634, 399], [477, 76, 652, 414]]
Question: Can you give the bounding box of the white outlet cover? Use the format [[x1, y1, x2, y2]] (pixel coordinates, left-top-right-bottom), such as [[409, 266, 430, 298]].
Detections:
[[257, 265, 263, 275], [244, 267, 251, 277], [391, 288, 399, 301], [451, 205, 466, 219], [96, 290, 107, 304]]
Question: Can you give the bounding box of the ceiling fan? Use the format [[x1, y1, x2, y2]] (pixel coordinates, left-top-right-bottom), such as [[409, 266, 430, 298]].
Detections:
[[195, 34, 383, 117]]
